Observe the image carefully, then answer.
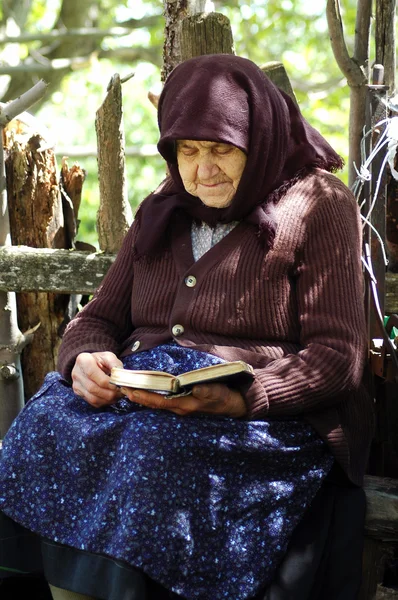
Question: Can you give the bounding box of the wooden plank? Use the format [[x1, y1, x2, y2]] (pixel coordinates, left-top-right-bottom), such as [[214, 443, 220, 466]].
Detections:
[[0, 246, 115, 294], [364, 476, 398, 541], [3, 247, 398, 311], [376, 585, 398, 599]]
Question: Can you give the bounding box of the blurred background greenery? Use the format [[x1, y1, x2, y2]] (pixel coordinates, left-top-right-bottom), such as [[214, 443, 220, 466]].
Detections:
[[0, 0, 361, 247]]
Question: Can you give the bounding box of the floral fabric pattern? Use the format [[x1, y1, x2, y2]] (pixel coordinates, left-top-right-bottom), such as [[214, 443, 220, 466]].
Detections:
[[0, 344, 333, 600], [191, 221, 238, 261]]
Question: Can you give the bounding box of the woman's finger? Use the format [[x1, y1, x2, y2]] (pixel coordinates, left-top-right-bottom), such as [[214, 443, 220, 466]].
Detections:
[[122, 384, 247, 418], [72, 352, 123, 407]]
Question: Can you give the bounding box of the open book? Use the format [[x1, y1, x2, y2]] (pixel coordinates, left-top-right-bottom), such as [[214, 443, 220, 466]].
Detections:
[[110, 360, 254, 395]]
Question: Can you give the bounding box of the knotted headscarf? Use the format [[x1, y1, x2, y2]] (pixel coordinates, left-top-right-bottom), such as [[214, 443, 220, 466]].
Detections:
[[134, 54, 343, 257]]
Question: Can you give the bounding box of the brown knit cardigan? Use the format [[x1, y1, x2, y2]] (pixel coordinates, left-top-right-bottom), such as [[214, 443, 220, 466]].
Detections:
[[58, 169, 374, 486]]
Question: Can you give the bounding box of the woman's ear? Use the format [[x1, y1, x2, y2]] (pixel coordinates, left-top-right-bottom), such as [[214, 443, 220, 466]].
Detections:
[[148, 91, 160, 109]]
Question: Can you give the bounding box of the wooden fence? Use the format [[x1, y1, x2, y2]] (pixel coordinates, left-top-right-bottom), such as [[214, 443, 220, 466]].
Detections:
[[0, 10, 398, 599]]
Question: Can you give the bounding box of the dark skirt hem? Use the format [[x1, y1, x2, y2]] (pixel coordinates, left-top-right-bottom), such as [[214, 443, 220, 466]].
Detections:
[[0, 469, 366, 600]]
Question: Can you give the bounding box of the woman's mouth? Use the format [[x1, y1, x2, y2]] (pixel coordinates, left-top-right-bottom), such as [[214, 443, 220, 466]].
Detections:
[[198, 181, 228, 188]]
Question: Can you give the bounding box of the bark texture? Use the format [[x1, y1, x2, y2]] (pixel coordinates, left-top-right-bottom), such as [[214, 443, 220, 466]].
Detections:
[[180, 13, 234, 60], [375, 0, 398, 273], [387, 170, 398, 272], [261, 62, 298, 106], [162, 0, 189, 81], [60, 157, 86, 248], [95, 74, 132, 253], [326, 0, 370, 187], [0, 247, 114, 294], [2, 246, 398, 311], [5, 129, 68, 399], [375, 0, 397, 94]]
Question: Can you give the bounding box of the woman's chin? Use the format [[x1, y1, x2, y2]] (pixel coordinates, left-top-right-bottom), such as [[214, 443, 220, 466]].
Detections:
[[199, 196, 234, 209]]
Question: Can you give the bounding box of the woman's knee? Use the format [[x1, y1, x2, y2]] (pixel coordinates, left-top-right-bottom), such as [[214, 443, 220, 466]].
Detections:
[[49, 583, 97, 600]]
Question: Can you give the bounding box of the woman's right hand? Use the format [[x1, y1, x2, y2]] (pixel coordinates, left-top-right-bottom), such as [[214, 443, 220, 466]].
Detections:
[[71, 351, 124, 408]]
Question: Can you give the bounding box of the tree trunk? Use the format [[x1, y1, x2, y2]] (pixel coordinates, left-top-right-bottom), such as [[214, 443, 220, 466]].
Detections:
[[349, 86, 368, 187], [95, 74, 132, 253], [375, 0, 398, 271], [5, 133, 68, 399], [326, 0, 371, 187], [375, 0, 396, 94]]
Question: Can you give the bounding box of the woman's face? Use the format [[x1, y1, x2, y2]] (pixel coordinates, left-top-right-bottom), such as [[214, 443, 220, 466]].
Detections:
[[176, 140, 247, 208]]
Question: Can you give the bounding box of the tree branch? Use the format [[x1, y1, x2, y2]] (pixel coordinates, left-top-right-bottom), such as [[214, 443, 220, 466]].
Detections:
[[0, 57, 92, 74], [354, 0, 372, 69], [0, 19, 163, 45], [0, 46, 162, 75], [98, 46, 162, 66], [289, 76, 345, 94], [1, 0, 31, 29], [326, 0, 367, 87], [0, 79, 48, 125]]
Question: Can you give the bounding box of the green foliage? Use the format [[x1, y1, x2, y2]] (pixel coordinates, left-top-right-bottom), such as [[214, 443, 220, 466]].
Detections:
[[218, 0, 358, 181], [43, 58, 164, 246], [4, 0, 361, 247], [25, 0, 61, 30]]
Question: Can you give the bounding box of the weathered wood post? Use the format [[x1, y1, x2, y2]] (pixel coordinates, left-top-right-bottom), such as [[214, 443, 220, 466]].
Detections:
[[6, 131, 68, 399], [0, 80, 47, 436], [180, 11, 234, 60], [95, 73, 133, 253], [163, 1, 234, 82]]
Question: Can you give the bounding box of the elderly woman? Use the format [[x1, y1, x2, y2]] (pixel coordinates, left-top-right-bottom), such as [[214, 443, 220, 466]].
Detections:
[[0, 55, 373, 600]]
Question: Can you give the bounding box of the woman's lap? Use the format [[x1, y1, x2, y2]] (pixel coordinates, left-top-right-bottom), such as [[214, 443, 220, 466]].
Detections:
[[0, 346, 335, 599], [0, 476, 366, 600]]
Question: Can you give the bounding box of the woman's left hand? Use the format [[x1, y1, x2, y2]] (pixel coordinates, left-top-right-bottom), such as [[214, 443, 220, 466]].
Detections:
[[121, 383, 247, 418]]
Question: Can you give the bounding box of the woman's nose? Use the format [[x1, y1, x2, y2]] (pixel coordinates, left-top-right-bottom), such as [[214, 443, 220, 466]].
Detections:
[[197, 158, 220, 180]]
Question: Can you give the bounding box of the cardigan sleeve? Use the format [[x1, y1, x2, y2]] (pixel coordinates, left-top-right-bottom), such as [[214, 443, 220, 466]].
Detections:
[[243, 181, 368, 419], [57, 221, 139, 381]]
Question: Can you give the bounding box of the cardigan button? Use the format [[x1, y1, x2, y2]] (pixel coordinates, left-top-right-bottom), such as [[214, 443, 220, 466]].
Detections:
[[185, 275, 197, 288], [172, 324, 185, 337], [131, 341, 141, 351]]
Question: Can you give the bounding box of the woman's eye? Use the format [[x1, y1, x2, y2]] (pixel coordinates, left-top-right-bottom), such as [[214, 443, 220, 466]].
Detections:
[[214, 147, 233, 155], [180, 148, 197, 156]]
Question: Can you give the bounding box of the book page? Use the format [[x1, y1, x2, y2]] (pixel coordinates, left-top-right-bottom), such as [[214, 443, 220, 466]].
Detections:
[[110, 368, 177, 392]]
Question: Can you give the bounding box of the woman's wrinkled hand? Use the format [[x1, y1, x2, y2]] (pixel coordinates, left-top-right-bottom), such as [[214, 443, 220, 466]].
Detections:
[[72, 351, 124, 408], [121, 382, 247, 419]]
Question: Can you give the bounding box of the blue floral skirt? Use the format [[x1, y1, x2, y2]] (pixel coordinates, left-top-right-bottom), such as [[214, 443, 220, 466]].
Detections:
[[0, 344, 333, 600]]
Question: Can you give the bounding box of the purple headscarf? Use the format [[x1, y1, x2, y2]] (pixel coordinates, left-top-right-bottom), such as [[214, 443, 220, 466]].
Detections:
[[134, 54, 343, 257]]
